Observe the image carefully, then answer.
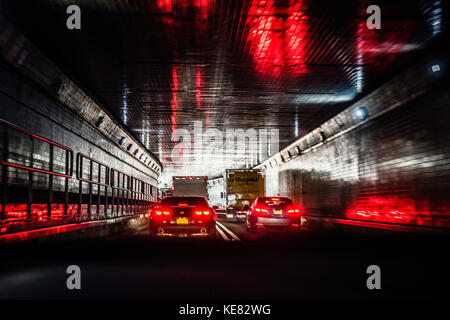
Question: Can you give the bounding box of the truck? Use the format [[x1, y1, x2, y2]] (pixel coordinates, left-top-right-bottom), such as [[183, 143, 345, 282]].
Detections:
[[224, 169, 265, 222], [172, 176, 209, 199]]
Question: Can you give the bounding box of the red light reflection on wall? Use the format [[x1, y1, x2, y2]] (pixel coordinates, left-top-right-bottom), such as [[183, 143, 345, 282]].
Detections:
[[0, 204, 79, 225], [245, 0, 309, 77], [346, 196, 450, 228]]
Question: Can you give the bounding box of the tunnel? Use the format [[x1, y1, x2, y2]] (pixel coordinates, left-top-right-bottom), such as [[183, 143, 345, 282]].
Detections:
[[0, 0, 449, 306]]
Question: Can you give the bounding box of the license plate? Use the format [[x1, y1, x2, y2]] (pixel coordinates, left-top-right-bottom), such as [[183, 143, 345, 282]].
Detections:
[[273, 210, 283, 215], [176, 217, 189, 224]]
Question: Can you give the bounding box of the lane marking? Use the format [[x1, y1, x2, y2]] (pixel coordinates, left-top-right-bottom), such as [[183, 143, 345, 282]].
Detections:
[[216, 225, 230, 241], [216, 221, 241, 241]]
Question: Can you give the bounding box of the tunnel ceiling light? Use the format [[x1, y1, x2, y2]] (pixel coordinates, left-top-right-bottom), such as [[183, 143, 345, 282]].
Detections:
[[353, 106, 368, 121], [127, 144, 133, 151], [119, 136, 126, 145], [295, 146, 301, 154], [431, 64, 441, 73]]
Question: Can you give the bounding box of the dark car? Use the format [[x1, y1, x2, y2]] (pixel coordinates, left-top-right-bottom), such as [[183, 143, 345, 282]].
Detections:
[[150, 196, 217, 238], [246, 197, 302, 232]]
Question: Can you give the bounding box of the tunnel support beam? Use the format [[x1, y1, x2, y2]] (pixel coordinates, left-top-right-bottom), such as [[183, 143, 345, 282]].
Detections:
[[27, 137, 34, 220], [1, 125, 8, 220], [47, 144, 54, 218]]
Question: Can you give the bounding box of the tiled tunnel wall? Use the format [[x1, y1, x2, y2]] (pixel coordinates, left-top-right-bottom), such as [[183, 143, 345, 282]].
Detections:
[[0, 61, 159, 233], [267, 81, 450, 228]]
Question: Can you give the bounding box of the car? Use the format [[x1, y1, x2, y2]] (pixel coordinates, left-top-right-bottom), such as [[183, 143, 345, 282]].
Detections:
[[150, 196, 217, 238], [246, 197, 302, 232]]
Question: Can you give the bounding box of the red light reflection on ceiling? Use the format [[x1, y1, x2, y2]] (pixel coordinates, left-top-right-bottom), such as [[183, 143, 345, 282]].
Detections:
[[355, 14, 416, 68], [170, 65, 179, 132], [157, 0, 173, 13], [245, 0, 309, 77], [196, 66, 210, 128], [194, 0, 211, 22], [196, 67, 202, 110], [157, 0, 215, 23]]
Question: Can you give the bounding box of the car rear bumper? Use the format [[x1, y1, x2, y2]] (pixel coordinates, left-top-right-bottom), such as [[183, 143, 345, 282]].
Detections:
[[226, 210, 248, 221], [152, 223, 215, 237], [255, 217, 301, 228]]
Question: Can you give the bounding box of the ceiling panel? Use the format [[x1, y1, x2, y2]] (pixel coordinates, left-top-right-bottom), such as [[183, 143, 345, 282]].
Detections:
[[0, 0, 442, 184]]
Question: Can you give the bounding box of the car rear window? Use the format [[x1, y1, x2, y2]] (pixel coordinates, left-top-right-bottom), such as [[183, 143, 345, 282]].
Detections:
[[161, 197, 208, 207], [258, 197, 293, 207]]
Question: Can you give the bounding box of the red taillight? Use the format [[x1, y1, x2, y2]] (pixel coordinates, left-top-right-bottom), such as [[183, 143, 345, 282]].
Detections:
[[286, 205, 302, 216], [254, 205, 269, 215], [195, 209, 211, 216], [153, 207, 171, 217]]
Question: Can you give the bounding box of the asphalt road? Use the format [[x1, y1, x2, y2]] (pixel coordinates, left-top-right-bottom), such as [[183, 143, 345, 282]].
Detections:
[[1, 217, 450, 300]]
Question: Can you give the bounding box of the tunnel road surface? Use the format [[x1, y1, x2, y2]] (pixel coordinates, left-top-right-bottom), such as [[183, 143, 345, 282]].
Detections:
[[1, 219, 450, 300]]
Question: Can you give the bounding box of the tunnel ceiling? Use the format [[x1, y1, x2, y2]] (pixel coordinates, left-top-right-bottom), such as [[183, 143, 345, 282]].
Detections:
[[0, 0, 440, 182]]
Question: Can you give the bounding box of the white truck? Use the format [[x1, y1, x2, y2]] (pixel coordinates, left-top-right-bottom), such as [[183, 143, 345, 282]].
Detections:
[[172, 176, 209, 199]]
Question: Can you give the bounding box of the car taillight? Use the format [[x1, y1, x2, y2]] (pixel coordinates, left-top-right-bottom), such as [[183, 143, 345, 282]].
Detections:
[[254, 205, 269, 215], [195, 209, 211, 216], [286, 205, 302, 216], [154, 208, 171, 216]]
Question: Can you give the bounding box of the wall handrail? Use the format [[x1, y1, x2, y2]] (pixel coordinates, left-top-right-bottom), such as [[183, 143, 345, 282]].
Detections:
[[0, 119, 74, 178], [76, 153, 110, 187]]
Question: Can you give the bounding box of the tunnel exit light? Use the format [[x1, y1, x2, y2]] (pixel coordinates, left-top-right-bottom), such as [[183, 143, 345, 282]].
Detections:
[[431, 64, 441, 73]]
